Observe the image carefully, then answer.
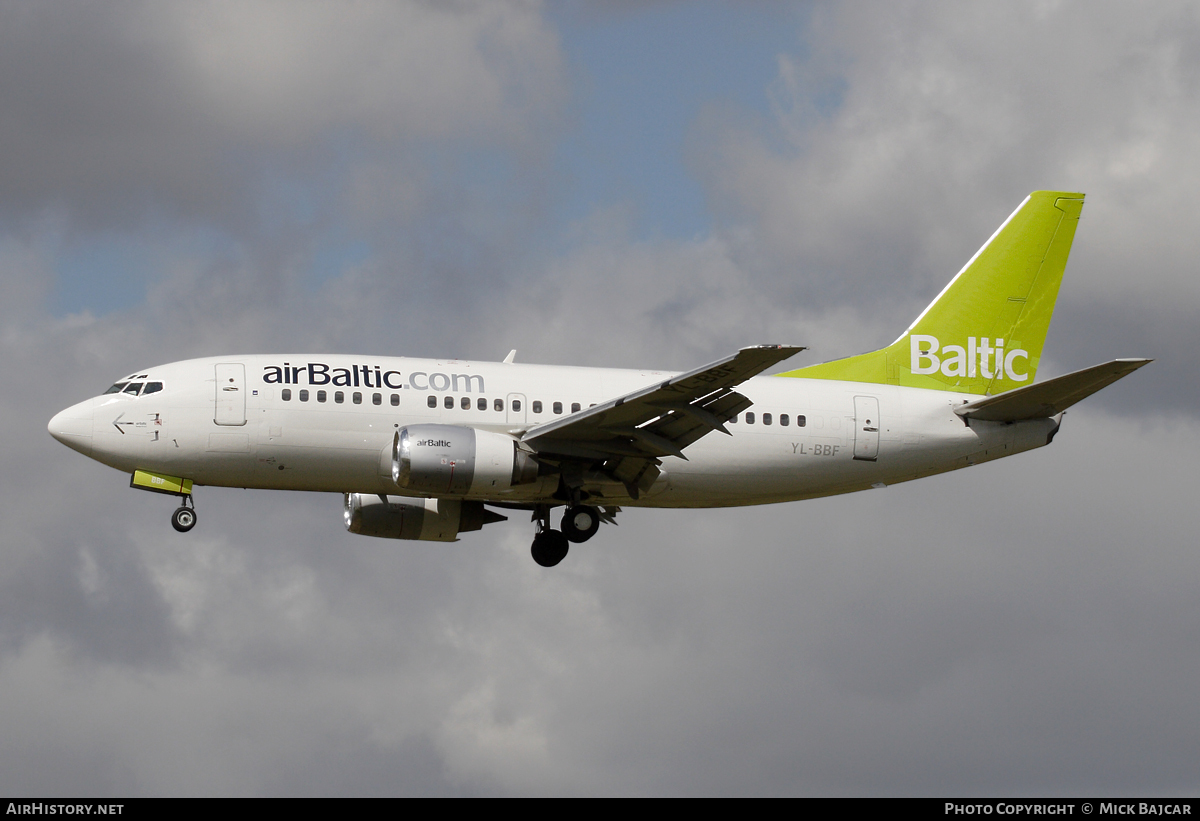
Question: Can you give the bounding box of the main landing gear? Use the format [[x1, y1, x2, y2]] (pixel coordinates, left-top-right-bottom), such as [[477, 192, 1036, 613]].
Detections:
[[562, 505, 600, 543], [171, 496, 197, 533], [531, 529, 569, 568], [529, 504, 601, 567]]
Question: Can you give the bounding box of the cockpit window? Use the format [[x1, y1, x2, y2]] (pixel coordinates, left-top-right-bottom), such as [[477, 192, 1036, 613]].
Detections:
[[104, 377, 161, 396]]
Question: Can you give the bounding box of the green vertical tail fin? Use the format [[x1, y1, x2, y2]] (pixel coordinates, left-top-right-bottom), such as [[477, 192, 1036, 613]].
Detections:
[[779, 191, 1085, 394]]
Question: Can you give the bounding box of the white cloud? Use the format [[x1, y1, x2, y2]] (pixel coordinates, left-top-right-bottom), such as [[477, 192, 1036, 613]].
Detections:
[[173, 1, 564, 145]]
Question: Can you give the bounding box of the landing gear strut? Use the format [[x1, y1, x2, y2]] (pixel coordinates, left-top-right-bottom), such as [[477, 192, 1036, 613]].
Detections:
[[171, 496, 197, 533]]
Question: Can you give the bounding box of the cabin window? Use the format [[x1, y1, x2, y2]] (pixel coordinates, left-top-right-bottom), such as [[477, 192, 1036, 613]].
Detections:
[[553, 401, 562, 414], [281, 389, 292, 401], [299, 389, 309, 402], [533, 401, 543, 414], [103, 382, 129, 395], [512, 399, 522, 412], [143, 382, 163, 395], [797, 415, 806, 427], [335, 391, 344, 404], [391, 394, 399, 407], [494, 398, 504, 412], [571, 402, 581, 413], [477, 397, 487, 411], [728, 414, 736, 424], [317, 390, 327, 403], [352, 392, 362, 405], [763, 413, 772, 426], [427, 395, 437, 408], [459, 396, 469, 410], [373, 393, 382, 405], [444, 396, 453, 409], [745, 412, 755, 424], [780, 414, 789, 427]]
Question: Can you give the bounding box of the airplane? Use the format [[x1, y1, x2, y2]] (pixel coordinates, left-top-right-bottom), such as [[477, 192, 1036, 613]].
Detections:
[[48, 191, 1150, 567]]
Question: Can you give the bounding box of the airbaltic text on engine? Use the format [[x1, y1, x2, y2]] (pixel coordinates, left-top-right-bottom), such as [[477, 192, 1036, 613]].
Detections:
[[263, 363, 483, 393]]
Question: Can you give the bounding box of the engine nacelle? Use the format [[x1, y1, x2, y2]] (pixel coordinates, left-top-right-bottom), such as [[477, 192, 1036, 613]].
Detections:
[[344, 493, 506, 542], [392, 424, 539, 496]]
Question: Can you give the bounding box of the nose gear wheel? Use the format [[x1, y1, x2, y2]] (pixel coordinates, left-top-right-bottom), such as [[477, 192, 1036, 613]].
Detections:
[[171, 505, 196, 532]]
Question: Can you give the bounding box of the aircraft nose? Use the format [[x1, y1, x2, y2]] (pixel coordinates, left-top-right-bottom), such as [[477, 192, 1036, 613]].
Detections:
[[48, 399, 94, 457]]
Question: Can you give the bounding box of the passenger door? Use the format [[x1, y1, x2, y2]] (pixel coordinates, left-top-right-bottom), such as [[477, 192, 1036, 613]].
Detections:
[[214, 363, 247, 426], [853, 395, 880, 461]]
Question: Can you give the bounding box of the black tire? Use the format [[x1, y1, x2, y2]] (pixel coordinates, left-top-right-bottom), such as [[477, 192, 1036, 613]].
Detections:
[[531, 530, 569, 567], [561, 505, 600, 543], [171, 506, 197, 533]]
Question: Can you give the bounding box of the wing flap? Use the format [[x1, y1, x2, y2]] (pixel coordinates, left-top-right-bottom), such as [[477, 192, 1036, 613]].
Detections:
[[523, 345, 803, 460], [955, 358, 1152, 422], [633, 389, 754, 453]]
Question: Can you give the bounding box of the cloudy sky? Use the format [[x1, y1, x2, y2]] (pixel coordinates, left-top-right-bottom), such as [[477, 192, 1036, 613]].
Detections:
[[4, 0, 1198, 796]]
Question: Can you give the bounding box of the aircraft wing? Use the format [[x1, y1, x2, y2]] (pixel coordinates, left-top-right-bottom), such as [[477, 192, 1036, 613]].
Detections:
[[521, 345, 804, 496], [955, 358, 1152, 422]]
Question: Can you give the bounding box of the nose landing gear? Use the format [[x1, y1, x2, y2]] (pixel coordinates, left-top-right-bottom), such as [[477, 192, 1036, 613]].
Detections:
[[171, 496, 197, 533]]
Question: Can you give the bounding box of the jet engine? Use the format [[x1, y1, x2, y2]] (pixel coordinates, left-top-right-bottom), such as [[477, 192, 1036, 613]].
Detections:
[[344, 493, 506, 542], [393, 425, 539, 495]]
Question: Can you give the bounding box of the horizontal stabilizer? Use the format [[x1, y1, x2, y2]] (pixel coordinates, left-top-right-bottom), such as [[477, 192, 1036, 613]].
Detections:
[[955, 358, 1152, 422]]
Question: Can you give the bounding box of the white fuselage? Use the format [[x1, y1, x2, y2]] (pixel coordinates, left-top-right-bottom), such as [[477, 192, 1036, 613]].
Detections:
[[48, 354, 1058, 508]]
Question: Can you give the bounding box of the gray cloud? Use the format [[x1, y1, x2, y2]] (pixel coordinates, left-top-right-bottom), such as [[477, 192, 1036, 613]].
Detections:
[[0, 1, 564, 236], [695, 1, 1200, 404]]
